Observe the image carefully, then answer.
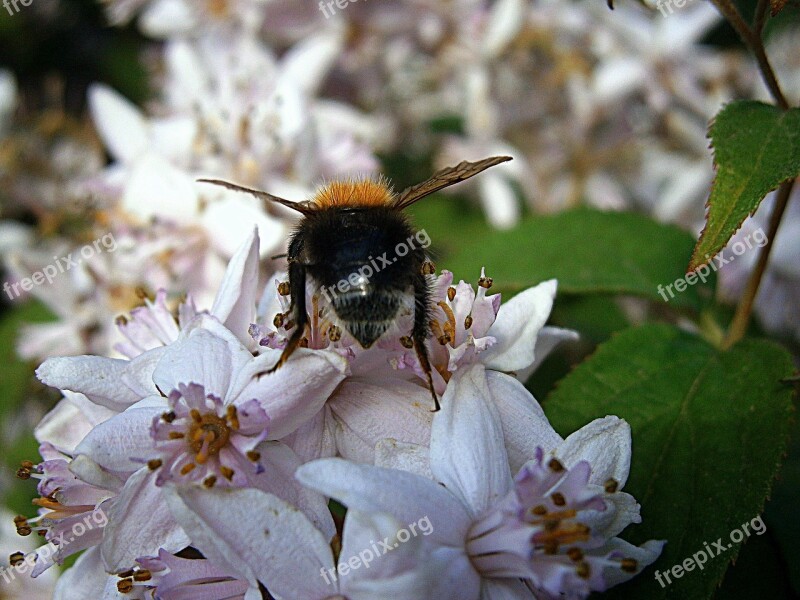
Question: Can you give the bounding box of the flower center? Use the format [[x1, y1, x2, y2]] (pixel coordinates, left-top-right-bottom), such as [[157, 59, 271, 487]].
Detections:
[[186, 409, 231, 463]]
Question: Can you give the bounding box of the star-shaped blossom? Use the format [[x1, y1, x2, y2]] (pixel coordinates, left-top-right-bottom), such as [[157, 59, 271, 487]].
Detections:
[[298, 364, 664, 599]]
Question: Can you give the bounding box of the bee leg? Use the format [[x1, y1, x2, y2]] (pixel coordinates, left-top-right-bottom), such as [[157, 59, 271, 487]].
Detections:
[[412, 271, 439, 412], [266, 260, 308, 374]]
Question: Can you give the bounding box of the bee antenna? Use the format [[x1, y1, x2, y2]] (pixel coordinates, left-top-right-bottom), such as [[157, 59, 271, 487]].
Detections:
[[197, 178, 313, 215]]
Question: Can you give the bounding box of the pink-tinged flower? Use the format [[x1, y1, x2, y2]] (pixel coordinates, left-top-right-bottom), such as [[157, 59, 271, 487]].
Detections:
[[114, 226, 262, 356], [32, 233, 343, 572], [150, 382, 270, 488], [52, 542, 254, 600], [16, 444, 120, 577], [163, 485, 456, 600], [36, 318, 342, 569], [254, 267, 575, 465], [298, 364, 663, 599], [66, 548, 249, 600]]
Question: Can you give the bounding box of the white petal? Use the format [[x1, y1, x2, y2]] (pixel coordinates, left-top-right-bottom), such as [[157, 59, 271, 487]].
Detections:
[[431, 364, 512, 516], [122, 153, 199, 224], [375, 439, 432, 478], [74, 404, 163, 473], [198, 192, 284, 259], [340, 511, 480, 600], [250, 441, 336, 542], [297, 458, 471, 547], [53, 547, 112, 600], [36, 356, 141, 412], [481, 578, 536, 599], [153, 325, 252, 400], [479, 173, 520, 230], [482, 280, 558, 373], [282, 408, 337, 463], [167, 486, 333, 598], [482, 0, 526, 58], [597, 538, 666, 589], [69, 454, 125, 493], [233, 349, 347, 439], [551, 416, 632, 488], [88, 84, 149, 163], [328, 378, 433, 464], [34, 394, 115, 454], [210, 227, 260, 347], [485, 371, 562, 474], [139, 0, 197, 37], [512, 326, 579, 383], [279, 29, 343, 96], [101, 468, 189, 572]]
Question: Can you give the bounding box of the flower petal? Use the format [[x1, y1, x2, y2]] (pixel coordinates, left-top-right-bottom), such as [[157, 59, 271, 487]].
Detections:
[[431, 364, 513, 516], [166, 486, 334, 599], [486, 371, 563, 473], [594, 538, 666, 589], [36, 356, 141, 412], [34, 394, 116, 454], [153, 324, 252, 400], [328, 378, 433, 464], [375, 439, 432, 479], [480, 578, 536, 600], [74, 403, 163, 473], [482, 280, 558, 373], [210, 227, 260, 347], [551, 416, 632, 488], [297, 458, 470, 547], [52, 547, 112, 600], [100, 468, 189, 572], [340, 511, 480, 600], [233, 348, 347, 439], [88, 84, 148, 163]]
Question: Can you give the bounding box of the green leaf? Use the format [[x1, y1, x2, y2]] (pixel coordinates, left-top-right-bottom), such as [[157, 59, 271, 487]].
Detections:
[[689, 101, 800, 270], [762, 417, 800, 594], [544, 324, 795, 599], [713, 526, 797, 600], [410, 203, 711, 311]]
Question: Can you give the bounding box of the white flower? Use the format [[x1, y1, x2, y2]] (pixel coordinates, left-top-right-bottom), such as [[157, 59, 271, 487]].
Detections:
[[298, 364, 663, 599]]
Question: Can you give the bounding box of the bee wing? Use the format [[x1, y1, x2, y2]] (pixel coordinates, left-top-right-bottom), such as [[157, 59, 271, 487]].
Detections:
[[197, 178, 315, 215], [392, 156, 512, 210]]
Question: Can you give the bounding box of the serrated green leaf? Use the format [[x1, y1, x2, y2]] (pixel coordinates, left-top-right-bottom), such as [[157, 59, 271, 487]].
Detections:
[[410, 203, 711, 310], [544, 324, 795, 600], [690, 101, 800, 270]]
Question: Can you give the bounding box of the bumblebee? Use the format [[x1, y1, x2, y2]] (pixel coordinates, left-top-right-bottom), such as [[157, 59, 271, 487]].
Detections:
[[201, 155, 511, 410]]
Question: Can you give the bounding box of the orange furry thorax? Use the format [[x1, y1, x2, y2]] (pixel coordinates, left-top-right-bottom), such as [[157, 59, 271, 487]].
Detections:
[[310, 178, 395, 208]]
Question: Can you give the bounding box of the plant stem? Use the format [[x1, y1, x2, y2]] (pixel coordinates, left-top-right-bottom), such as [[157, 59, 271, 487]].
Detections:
[[753, 0, 769, 37], [708, 0, 794, 348], [708, 0, 789, 109], [722, 179, 794, 349]]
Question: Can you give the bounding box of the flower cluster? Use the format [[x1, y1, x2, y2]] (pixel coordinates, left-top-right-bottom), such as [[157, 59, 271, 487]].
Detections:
[[12, 232, 663, 598], [5, 0, 790, 360]]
